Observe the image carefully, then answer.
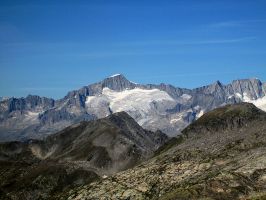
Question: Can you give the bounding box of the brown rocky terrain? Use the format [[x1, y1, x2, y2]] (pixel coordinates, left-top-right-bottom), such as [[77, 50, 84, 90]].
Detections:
[[55, 103, 266, 200]]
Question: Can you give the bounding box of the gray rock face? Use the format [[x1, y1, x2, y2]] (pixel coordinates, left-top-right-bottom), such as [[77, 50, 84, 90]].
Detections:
[[1, 95, 54, 113], [102, 74, 136, 91], [230, 79, 263, 97], [0, 74, 265, 141]]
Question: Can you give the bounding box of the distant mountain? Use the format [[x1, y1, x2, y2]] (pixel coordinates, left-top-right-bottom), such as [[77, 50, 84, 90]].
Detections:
[[59, 103, 266, 199], [0, 74, 266, 141], [0, 112, 168, 199]]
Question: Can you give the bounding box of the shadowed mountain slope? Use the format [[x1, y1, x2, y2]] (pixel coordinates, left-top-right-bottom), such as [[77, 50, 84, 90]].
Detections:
[[0, 112, 168, 200]]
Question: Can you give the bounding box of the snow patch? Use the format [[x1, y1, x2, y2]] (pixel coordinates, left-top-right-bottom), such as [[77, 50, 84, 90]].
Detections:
[[194, 105, 200, 110], [181, 94, 192, 100], [243, 92, 250, 101], [197, 110, 204, 118], [170, 111, 189, 124], [85, 96, 96, 105], [109, 74, 121, 78], [26, 111, 39, 118], [170, 117, 182, 124], [130, 80, 138, 84], [25, 111, 40, 121], [235, 93, 243, 99]]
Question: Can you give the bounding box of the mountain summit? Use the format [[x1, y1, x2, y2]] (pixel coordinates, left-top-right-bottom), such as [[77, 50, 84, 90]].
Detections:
[[102, 74, 136, 91]]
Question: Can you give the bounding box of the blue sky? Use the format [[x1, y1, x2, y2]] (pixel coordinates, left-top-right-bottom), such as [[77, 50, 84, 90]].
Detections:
[[0, 0, 266, 99]]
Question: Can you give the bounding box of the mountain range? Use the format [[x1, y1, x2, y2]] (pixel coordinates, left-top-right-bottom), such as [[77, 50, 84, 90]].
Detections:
[[2, 102, 265, 199], [0, 74, 266, 141]]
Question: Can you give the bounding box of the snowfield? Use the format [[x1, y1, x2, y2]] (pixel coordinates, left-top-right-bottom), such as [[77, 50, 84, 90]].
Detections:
[[85, 87, 176, 117], [85, 88, 180, 134], [102, 87, 175, 113]]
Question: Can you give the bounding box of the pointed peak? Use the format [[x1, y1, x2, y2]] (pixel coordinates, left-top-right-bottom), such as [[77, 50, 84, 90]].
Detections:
[[102, 74, 136, 91], [208, 80, 223, 89], [104, 74, 128, 82], [213, 80, 222, 86]]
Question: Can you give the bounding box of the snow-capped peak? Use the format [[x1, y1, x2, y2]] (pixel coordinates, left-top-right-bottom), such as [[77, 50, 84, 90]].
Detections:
[[109, 74, 121, 78]]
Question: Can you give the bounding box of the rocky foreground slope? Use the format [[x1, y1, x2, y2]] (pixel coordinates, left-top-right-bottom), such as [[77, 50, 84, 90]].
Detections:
[[1, 75, 266, 141], [56, 103, 266, 200], [0, 112, 168, 200]]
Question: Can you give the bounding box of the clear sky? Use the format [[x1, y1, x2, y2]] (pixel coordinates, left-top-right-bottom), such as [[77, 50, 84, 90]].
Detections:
[[1, 0, 266, 99]]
